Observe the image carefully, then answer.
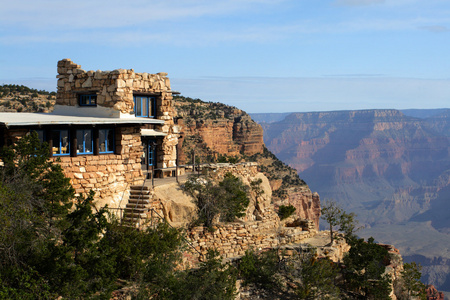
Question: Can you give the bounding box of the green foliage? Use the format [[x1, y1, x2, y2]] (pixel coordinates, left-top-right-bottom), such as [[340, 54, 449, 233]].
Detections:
[[297, 254, 340, 300], [238, 249, 280, 288], [182, 173, 250, 228], [0, 134, 201, 299], [395, 262, 426, 300], [342, 237, 392, 299], [0, 84, 54, 96], [250, 178, 264, 197], [166, 250, 237, 300], [278, 204, 296, 220]]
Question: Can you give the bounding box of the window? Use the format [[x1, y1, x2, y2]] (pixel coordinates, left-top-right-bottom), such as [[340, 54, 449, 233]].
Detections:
[[99, 129, 114, 153], [76, 129, 93, 154], [52, 130, 69, 156], [35, 130, 45, 143], [29, 130, 45, 143], [134, 95, 156, 118], [79, 94, 97, 106], [148, 140, 156, 166]]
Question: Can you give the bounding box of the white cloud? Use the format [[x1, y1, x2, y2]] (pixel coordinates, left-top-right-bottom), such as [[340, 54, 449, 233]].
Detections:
[[0, 0, 284, 30]]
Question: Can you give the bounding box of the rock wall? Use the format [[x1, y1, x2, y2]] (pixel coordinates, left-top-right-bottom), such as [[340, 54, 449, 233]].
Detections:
[[56, 59, 179, 170], [56, 59, 171, 114], [146, 163, 319, 263], [175, 99, 264, 162], [56, 127, 144, 208], [276, 187, 321, 230], [2, 126, 145, 209]]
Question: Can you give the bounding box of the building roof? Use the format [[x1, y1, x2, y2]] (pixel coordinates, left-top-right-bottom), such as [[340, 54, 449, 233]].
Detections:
[[0, 112, 165, 127]]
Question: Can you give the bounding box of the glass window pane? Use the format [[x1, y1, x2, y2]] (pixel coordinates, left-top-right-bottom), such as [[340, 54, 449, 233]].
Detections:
[[76, 130, 92, 153], [84, 130, 92, 153], [107, 129, 114, 152], [136, 97, 142, 116], [99, 129, 106, 152], [60, 130, 69, 154], [148, 97, 155, 117], [142, 97, 148, 117], [51, 131, 61, 154], [76, 130, 83, 153]]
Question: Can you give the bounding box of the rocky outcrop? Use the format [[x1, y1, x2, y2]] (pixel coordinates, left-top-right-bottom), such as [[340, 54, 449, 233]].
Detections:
[[176, 100, 264, 160], [147, 163, 319, 263], [174, 96, 321, 229], [426, 285, 445, 300]]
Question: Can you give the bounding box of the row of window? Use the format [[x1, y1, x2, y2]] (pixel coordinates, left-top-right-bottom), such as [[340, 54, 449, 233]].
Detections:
[[37, 128, 114, 156], [78, 94, 156, 118]]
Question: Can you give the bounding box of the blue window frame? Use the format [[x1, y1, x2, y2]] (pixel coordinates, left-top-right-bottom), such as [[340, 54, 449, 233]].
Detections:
[[134, 95, 156, 118], [52, 130, 69, 156], [99, 129, 114, 153], [76, 129, 93, 154], [148, 140, 156, 166], [79, 94, 97, 106]]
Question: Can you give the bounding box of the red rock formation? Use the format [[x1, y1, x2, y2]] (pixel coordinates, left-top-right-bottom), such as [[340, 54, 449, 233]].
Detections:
[[426, 285, 445, 300], [174, 96, 321, 228]]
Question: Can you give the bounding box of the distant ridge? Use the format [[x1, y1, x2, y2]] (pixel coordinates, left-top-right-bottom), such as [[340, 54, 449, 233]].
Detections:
[[251, 108, 450, 124], [401, 108, 450, 119], [249, 112, 291, 123]]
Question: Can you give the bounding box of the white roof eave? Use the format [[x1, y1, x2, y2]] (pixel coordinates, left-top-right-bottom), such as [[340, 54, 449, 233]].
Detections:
[[0, 112, 165, 127]]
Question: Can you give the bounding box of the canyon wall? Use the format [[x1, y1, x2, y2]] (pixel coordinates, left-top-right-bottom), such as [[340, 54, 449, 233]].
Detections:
[[174, 96, 321, 229], [257, 108, 450, 292]]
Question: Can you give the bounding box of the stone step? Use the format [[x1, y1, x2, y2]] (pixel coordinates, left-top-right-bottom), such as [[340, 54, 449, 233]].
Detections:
[[130, 185, 150, 190], [129, 194, 151, 199], [123, 211, 147, 218], [127, 198, 151, 204], [125, 204, 149, 210], [130, 190, 150, 195]]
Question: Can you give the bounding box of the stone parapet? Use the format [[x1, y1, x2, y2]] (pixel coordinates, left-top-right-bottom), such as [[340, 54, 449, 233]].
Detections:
[[56, 59, 171, 115]]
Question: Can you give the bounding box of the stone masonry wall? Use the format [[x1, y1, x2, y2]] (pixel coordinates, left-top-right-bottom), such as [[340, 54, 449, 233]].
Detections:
[[2, 126, 144, 208], [158, 163, 319, 262], [56, 59, 179, 170], [55, 127, 144, 208]]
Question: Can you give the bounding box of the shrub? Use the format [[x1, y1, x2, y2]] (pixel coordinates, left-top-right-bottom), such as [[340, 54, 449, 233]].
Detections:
[[238, 249, 280, 288], [278, 204, 296, 220]]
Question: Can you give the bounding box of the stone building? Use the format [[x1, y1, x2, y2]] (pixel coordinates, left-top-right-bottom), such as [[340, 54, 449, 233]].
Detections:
[[0, 59, 180, 208]]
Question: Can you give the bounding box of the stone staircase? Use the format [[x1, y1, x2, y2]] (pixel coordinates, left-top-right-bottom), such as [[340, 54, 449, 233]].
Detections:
[[122, 185, 152, 227]]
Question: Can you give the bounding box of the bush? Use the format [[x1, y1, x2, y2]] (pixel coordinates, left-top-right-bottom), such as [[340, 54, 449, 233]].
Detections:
[[182, 173, 250, 228], [238, 249, 280, 288], [278, 204, 296, 220]]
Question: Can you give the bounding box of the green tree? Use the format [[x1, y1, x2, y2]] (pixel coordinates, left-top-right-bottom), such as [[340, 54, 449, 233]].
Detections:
[[297, 252, 340, 300], [321, 201, 343, 244], [166, 250, 237, 300], [321, 200, 359, 244], [395, 262, 426, 300], [0, 132, 75, 298], [342, 237, 392, 299], [238, 249, 280, 289], [183, 172, 250, 228], [278, 204, 296, 220]]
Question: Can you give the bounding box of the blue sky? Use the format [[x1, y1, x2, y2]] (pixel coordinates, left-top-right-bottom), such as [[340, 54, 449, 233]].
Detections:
[[1, 0, 450, 113]]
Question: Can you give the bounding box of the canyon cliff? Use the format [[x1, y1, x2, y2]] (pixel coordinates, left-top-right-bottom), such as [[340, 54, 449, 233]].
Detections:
[[255, 108, 450, 293], [174, 96, 321, 229]]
